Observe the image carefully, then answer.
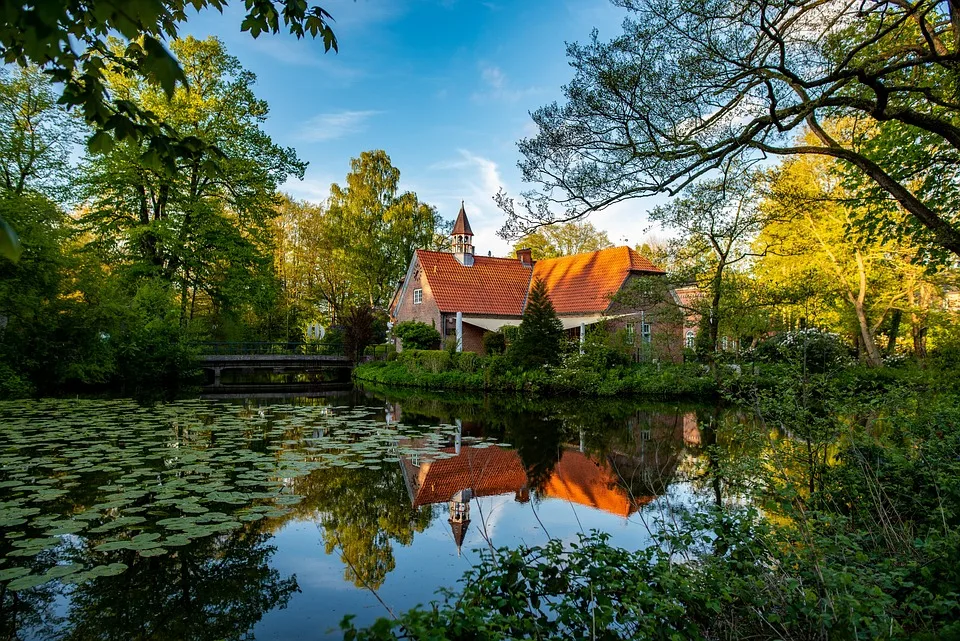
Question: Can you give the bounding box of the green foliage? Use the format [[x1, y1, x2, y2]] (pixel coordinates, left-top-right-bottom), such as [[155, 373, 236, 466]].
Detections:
[[327, 151, 444, 308], [481, 331, 506, 355], [508, 278, 564, 370], [512, 220, 612, 259], [393, 321, 441, 350], [505, 0, 960, 257], [0, 0, 337, 172], [354, 356, 716, 399], [80, 36, 297, 337], [748, 328, 853, 374]]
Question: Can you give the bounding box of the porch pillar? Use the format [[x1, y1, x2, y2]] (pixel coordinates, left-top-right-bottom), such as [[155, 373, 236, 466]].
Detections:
[[456, 312, 463, 352]]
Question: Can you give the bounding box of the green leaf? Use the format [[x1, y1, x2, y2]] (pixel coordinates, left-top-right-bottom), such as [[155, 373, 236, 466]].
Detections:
[[0, 216, 21, 262]]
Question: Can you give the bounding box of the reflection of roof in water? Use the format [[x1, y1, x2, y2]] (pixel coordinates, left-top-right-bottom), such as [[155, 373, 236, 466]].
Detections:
[[401, 445, 528, 508], [541, 450, 652, 518], [399, 443, 656, 517]]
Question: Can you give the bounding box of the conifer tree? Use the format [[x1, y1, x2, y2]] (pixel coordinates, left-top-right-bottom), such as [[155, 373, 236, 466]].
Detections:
[[510, 278, 564, 369]]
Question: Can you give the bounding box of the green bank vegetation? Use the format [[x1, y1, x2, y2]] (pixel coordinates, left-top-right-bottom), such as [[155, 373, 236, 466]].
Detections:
[[346, 346, 960, 640]]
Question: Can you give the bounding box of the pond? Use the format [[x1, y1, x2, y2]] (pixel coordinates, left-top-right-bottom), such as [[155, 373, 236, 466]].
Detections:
[[0, 385, 738, 640]]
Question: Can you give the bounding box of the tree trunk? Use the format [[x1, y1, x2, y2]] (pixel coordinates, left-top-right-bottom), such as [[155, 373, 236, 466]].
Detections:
[[853, 299, 883, 366], [912, 322, 928, 360], [886, 309, 901, 356]]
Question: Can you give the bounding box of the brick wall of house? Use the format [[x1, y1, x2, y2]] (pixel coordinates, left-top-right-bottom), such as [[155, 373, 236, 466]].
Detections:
[[461, 323, 486, 353], [601, 274, 687, 363], [393, 261, 442, 351]]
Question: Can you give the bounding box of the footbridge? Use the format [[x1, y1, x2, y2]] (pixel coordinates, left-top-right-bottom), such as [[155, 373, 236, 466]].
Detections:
[[197, 342, 356, 388]]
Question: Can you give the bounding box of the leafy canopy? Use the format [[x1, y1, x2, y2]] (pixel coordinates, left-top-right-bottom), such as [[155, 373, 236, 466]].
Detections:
[[505, 0, 960, 259], [0, 0, 336, 165], [512, 221, 612, 260]]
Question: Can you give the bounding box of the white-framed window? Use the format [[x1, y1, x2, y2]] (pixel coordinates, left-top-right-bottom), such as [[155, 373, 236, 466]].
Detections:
[[721, 336, 729, 351], [413, 288, 423, 305], [625, 323, 636, 344], [641, 322, 652, 344], [685, 330, 695, 349]]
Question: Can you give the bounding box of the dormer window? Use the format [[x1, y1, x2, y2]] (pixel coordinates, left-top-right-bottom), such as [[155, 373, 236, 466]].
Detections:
[[413, 288, 423, 305]]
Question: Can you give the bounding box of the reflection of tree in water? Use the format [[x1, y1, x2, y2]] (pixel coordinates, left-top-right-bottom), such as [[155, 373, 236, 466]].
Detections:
[[364, 387, 707, 506], [0, 547, 60, 641], [506, 414, 566, 495], [287, 465, 432, 590], [61, 524, 295, 641]]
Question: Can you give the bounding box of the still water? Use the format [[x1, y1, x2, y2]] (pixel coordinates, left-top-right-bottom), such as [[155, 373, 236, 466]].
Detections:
[[0, 385, 730, 640]]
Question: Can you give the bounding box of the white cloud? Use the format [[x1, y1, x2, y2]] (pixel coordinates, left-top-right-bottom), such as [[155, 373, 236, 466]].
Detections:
[[299, 109, 382, 142], [472, 63, 541, 103], [481, 65, 505, 90], [280, 174, 335, 202], [426, 149, 512, 256]]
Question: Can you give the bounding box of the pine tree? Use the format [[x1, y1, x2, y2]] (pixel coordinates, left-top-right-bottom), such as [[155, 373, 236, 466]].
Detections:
[[510, 278, 564, 369]]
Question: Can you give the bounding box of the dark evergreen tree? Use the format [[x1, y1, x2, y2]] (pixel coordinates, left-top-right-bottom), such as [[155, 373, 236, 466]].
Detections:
[[509, 278, 564, 370]]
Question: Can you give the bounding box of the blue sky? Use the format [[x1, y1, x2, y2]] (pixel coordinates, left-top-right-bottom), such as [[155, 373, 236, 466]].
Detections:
[[185, 0, 664, 256]]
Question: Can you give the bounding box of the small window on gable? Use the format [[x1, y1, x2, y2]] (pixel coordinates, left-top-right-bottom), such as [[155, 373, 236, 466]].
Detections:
[[413, 288, 423, 305], [685, 330, 695, 349], [625, 323, 636, 345], [641, 322, 651, 344]]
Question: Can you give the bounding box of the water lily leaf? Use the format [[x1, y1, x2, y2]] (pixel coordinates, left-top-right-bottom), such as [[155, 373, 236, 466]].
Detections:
[[86, 562, 128, 578], [6, 573, 49, 591], [0, 566, 31, 581], [44, 563, 84, 579], [138, 547, 167, 557]]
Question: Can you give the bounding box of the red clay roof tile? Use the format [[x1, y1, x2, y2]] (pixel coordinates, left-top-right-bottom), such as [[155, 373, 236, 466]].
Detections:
[[531, 246, 665, 315], [416, 250, 532, 315]]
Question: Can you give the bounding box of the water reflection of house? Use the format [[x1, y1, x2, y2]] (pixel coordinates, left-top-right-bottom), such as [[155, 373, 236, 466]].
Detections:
[[398, 428, 682, 552]]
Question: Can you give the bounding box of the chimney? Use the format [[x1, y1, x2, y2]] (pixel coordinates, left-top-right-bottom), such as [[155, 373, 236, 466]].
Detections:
[[516, 248, 533, 266]]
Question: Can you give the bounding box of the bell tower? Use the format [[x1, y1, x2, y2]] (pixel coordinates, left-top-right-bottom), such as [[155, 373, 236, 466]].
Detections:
[[451, 201, 474, 266]]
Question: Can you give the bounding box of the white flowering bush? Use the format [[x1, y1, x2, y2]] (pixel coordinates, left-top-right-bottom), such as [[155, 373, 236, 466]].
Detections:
[[747, 328, 853, 372]]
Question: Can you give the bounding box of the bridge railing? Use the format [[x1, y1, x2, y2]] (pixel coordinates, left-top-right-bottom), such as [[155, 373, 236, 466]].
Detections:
[[198, 342, 345, 356]]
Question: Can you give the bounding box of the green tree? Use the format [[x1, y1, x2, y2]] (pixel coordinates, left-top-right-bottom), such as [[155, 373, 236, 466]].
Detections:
[[504, 0, 960, 259], [0, 191, 71, 395], [513, 221, 612, 260], [0, 0, 336, 158], [328, 151, 443, 308], [757, 152, 912, 366], [79, 36, 299, 335], [648, 171, 774, 355], [509, 278, 564, 369], [0, 66, 80, 261], [0, 66, 79, 200]]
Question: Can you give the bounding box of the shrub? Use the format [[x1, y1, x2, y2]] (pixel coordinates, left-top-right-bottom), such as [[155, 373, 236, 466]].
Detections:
[[482, 331, 506, 355], [393, 320, 441, 350], [456, 351, 481, 373], [748, 328, 852, 373], [502, 324, 521, 344]]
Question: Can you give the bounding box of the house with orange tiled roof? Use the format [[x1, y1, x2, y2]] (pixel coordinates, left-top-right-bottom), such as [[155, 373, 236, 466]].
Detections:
[[390, 203, 686, 357]]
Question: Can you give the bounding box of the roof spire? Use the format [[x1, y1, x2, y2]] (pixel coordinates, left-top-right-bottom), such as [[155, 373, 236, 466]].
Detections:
[[452, 201, 473, 236], [451, 200, 475, 265]]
